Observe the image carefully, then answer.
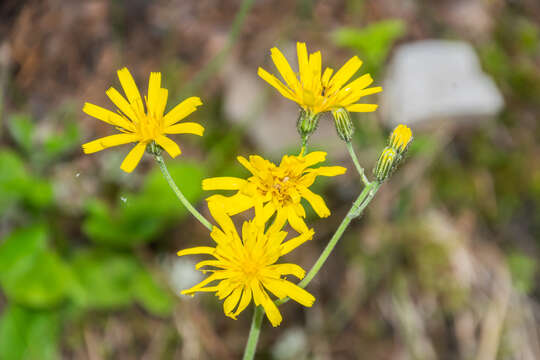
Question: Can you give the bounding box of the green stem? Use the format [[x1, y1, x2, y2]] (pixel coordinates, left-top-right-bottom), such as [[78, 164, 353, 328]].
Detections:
[[242, 306, 265, 360], [275, 181, 382, 307], [345, 141, 370, 187], [154, 154, 213, 231]]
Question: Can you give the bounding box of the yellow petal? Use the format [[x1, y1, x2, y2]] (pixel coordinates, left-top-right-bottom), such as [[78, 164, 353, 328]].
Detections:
[[208, 201, 237, 235], [340, 86, 383, 107], [120, 141, 147, 173], [302, 151, 327, 168], [268, 208, 288, 233], [267, 279, 315, 307], [280, 229, 314, 255], [202, 177, 247, 190], [257, 67, 298, 102], [306, 166, 347, 177], [155, 135, 181, 158], [223, 287, 243, 318], [163, 97, 203, 127], [287, 206, 309, 234], [298, 186, 330, 218], [82, 133, 139, 154], [321, 67, 334, 87], [117, 68, 143, 104], [252, 283, 282, 327], [346, 104, 378, 112], [270, 47, 300, 91], [104, 88, 138, 123], [328, 56, 363, 93], [232, 288, 253, 317], [296, 42, 310, 88], [165, 122, 205, 136], [267, 263, 306, 279], [147, 72, 162, 116], [83, 102, 135, 131], [207, 193, 254, 216]]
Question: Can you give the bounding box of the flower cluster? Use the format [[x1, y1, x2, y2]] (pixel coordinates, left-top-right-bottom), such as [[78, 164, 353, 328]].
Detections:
[[81, 42, 410, 329]]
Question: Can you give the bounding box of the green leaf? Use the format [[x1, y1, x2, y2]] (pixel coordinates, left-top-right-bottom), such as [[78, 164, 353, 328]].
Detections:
[[7, 113, 34, 154], [507, 252, 537, 294], [132, 267, 173, 316], [0, 304, 61, 360], [0, 225, 48, 278], [2, 250, 74, 308], [71, 250, 139, 310], [0, 149, 53, 211], [332, 20, 406, 73], [83, 161, 205, 248], [71, 249, 173, 315]]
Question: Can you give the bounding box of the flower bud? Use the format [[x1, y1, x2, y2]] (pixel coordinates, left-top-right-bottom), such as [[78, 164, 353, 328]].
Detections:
[[332, 107, 354, 142], [297, 109, 320, 141], [374, 146, 398, 182], [389, 124, 413, 155]]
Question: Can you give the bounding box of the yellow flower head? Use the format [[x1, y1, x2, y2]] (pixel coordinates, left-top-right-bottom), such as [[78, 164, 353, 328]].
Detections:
[[202, 151, 346, 234], [178, 202, 315, 327], [389, 124, 413, 154], [258, 42, 382, 116], [82, 68, 204, 172]]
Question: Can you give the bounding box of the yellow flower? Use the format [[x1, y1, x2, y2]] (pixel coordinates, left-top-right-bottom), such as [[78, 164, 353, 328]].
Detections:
[[177, 202, 315, 327], [203, 151, 346, 234], [389, 124, 413, 154], [82, 68, 204, 173], [258, 42, 382, 116]]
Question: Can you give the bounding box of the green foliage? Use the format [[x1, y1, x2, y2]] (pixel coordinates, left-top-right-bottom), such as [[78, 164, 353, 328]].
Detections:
[[0, 225, 75, 308], [71, 249, 173, 316], [7, 113, 34, 154], [83, 161, 205, 248], [0, 149, 53, 211], [507, 252, 537, 295], [0, 305, 61, 360], [332, 20, 406, 74]]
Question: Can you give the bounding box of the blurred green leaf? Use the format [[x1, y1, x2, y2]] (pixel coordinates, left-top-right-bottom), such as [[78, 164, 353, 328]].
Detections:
[[507, 252, 537, 294], [83, 161, 205, 248], [0, 225, 76, 308], [0, 149, 53, 211], [332, 20, 406, 73], [7, 113, 34, 154], [0, 305, 61, 360], [71, 249, 173, 315]]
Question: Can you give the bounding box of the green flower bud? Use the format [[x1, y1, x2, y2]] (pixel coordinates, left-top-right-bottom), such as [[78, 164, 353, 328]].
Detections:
[[332, 107, 354, 142], [374, 146, 398, 182], [297, 109, 320, 143]]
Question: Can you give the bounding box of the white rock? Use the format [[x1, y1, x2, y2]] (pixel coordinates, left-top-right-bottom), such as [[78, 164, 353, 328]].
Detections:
[[381, 40, 504, 127]]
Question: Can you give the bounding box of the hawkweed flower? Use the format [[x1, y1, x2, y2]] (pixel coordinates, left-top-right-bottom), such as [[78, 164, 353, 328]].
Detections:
[[258, 42, 382, 119], [202, 151, 346, 233], [177, 202, 315, 327], [82, 68, 204, 172], [374, 124, 413, 182]]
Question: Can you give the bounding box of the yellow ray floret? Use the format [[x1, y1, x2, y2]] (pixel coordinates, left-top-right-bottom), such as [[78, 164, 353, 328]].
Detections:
[[203, 151, 346, 234], [258, 42, 382, 116], [81, 68, 204, 173], [178, 202, 315, 327]]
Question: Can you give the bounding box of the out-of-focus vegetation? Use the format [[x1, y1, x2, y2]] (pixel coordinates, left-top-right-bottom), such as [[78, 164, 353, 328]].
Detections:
[[1, 0, 539, 359]]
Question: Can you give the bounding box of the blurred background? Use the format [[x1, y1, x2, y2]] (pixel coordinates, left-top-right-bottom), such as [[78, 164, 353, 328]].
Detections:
[[1, 0, 539, 359]]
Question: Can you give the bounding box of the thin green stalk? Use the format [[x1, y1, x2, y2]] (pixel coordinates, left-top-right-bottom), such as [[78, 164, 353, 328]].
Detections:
[[154, 154, 213, 231], [346, 141, 370, 187], [242, 306, 265, 360], [275, 181, 381, 307]]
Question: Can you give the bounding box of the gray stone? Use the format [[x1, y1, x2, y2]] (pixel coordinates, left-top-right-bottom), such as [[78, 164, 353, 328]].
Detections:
[[381, 40, 504, 127]]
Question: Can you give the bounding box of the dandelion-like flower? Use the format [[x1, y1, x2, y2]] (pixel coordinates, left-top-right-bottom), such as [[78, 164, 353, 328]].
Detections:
[[202, 151, 346, 233], [258, 42, 382, 117], [177, 202, 315, 327], [82, 68, 204, 172]]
